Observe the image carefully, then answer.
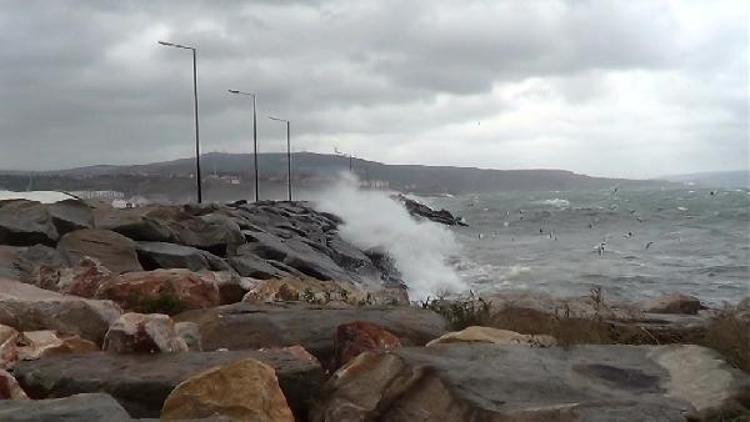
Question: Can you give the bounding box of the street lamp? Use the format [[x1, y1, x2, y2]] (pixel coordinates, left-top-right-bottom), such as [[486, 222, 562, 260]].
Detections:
[[228, 89, 259, 202], [158, 40, 203, 203], [268, 116, 292, 201]]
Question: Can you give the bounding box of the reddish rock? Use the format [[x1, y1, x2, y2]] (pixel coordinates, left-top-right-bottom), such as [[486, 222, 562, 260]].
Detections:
[[103, 313, 188, 354], [332, 321, 401, 370], [33, 256, 113, 298], [0, 369, 28, 400], [57, 229, 143, 274], [0, 324, 19, 369], [96, 269, 221, 315]]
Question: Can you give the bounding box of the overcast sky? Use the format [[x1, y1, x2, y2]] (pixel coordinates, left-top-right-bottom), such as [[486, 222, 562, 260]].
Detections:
[[0, 0, 747, 178]]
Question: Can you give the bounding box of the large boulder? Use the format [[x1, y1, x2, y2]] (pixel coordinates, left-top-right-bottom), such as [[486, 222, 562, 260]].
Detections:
[[0, 200, 58, 246], [103, 313, 188, 354], [47, 199, 94, 236], [0, 278, 121, 345], [57, 229, 143, 274], [175, 302, 448, 363], [228, 248, 301, 279], [239, 231, 350, 281], [94, 206, 177, 242], [135, 241, 229, 272], [641, 293, 705, 315], [161, 358, 294, 421], [14, 349, 324, 419], [427, 326, 556, 347], [0, 393, 134, 421], [96, 269, 221, 315], [314, 344, 750, 421], [332, 321, 401, 370], [170, 213, 244, 257]]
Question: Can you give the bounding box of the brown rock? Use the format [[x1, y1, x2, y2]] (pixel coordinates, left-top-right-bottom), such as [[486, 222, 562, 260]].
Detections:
[[0, 278, 122, 345], [0, 200, 58, 246], [426, 326, 557, 348], [96, 269, 221, 315], [103, 313, 188, 354], [642, 293, 705, 315], [0, 369, 28, 400], [17, 330, 98, 361], [161, 358, 294, 421], [333, 321, 401, 370], [0, 324, 19, 369], [57, 229, 143, 274]]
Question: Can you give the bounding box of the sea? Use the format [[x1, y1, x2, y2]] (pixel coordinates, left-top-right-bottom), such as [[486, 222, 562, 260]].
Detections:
[[421, 187, 750, 306]]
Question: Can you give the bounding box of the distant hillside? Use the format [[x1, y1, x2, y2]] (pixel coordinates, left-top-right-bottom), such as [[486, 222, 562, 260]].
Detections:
[[0, 152, 665, 200], [661, 170, 749, 189]]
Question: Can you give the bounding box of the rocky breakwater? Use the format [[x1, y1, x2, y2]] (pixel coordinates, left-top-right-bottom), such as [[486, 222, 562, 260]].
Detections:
[[0, 196, 443, 420], [392, 194, 468, 226]]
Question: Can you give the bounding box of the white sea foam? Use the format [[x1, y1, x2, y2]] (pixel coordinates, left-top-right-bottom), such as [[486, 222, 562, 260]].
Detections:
[[0, 190, 76, 203], [540, 198, 570, 208], [313, 174, 468, 300]]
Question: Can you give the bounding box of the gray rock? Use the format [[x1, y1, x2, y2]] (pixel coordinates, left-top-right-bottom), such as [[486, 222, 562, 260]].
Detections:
[[170, 213, 244, 257], [0, 393, 134, 421], [0, 277, 122, 344], [0, 245, 25, 279], [0, 200, 58, 246], [241, 231, 349, 281], [94, 207, 177, 243], [175, 321, 202, 351], [12, 244, 67, 282], [58, 229, 143, 274], [174, 302, 449, 363], [314, 344, 750, 421], [228, 249, 296, 279], [14, 349, 324, 419], [47, 199, 94, 236], [136, 241, 220, 272]]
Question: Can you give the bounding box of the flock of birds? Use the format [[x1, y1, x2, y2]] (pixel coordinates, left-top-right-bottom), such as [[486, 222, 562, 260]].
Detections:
[[469, 186, 722, 256]]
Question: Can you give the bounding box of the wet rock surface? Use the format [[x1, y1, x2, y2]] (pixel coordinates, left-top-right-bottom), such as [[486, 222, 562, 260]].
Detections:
[[314, 344, 750, 421], [392, 194, 468, 226]]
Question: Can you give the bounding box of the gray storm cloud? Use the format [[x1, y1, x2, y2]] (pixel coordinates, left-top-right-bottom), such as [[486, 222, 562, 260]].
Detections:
[[0, 0, 746, 178]]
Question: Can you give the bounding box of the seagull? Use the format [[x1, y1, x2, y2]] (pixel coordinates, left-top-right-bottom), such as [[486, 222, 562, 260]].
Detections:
[[645, 241, 655, 249]]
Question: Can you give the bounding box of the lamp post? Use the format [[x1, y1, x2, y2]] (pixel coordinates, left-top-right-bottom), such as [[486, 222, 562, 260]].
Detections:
[[228, 89, 259, 202], [268, 116, 292, 201], [158, 40, 202, 203]]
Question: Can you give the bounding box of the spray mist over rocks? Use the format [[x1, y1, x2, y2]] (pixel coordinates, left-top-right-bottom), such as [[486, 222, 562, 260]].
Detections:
[[313, 174, 469, 301]]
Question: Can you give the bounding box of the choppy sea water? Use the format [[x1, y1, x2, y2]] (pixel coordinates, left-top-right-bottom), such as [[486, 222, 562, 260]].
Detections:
[[423, 187, 750, 306]]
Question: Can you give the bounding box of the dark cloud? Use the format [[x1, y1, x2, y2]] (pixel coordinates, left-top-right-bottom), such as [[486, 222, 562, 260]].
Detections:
[[0, 0, 746, 177]]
